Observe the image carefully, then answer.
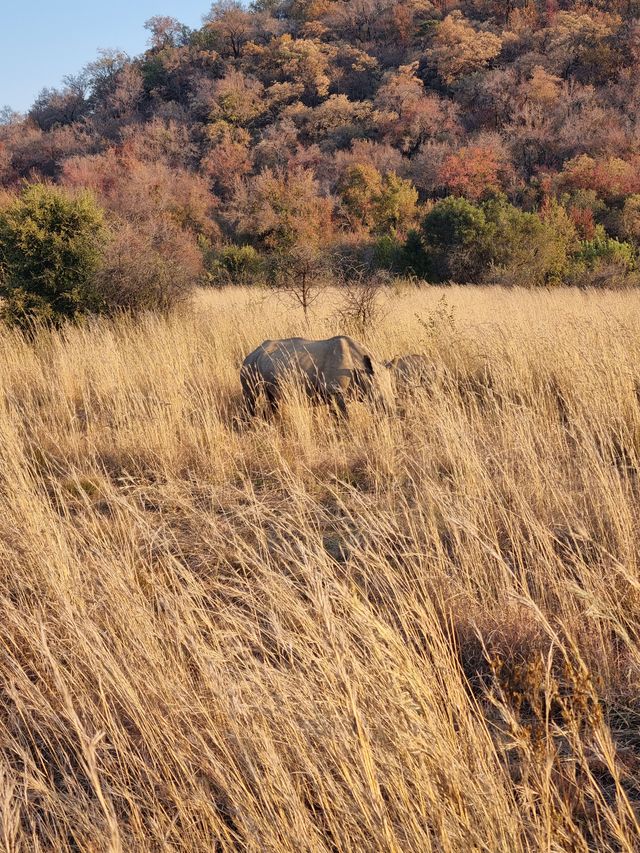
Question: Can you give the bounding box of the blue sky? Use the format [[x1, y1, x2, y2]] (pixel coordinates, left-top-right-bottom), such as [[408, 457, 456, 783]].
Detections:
[[1, 1, 209, 113]]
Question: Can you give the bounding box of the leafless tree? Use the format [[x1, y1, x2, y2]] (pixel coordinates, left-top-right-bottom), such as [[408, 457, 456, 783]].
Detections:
[[334, 255, 389, 335]]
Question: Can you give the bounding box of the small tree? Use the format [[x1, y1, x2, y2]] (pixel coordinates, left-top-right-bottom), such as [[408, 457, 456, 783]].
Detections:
[[232, 167, 333, 321], [204, 0, 254, 59], [428, 12, 502, 85], [339, 165, 418, 236], [0, 184, 106, 326], [374, 172, 418, 237], [334, 256, 389, 335], [436, 144, 513, 202], [144, 16, 188, 50], [620, 195, 640, 244], [267, 242, 330, 322], [338, 163, 383, 231]]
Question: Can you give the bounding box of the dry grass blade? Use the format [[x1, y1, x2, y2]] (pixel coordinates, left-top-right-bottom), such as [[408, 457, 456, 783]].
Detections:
[[0, 285, 638, 851]]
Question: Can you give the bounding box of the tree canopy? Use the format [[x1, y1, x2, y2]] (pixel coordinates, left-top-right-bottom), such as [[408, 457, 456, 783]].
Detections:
[[2, 0, 640, 288]]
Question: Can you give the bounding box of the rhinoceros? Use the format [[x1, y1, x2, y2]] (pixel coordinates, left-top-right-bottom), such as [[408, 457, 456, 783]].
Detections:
[[385, 354, 436, 391], [241, 336, 394, 417]]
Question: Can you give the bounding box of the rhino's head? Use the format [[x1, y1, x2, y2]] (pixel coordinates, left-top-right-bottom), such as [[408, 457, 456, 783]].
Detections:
[[360, 355, 395, 414]]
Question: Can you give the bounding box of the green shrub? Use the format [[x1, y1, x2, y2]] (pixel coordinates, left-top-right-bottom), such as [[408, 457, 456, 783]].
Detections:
[[568, 228, 638, 288], [208, 244, 264, 286], [0, 184, 106, 327], [414, 196, 494, 282], [483, 197, 576, 286], [372, 235, 403, 271], [398, 229, 430, 279], [407, 195, 577, 286], [573, 230, 636, 270]]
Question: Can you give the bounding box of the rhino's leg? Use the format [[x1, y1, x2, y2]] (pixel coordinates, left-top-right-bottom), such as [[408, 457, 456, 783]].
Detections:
[[242, 369, 276, 420], [374, 394, 391, 416], [330, 393, 349, 420], [265, 382, 280, 417], [240, 370, 258, 419]]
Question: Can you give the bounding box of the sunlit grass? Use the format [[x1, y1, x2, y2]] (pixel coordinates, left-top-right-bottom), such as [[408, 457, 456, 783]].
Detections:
[[0, 285, 639, 850]]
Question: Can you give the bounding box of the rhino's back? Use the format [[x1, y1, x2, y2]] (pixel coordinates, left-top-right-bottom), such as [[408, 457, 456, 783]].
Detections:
[[245, 336, 366, 384]]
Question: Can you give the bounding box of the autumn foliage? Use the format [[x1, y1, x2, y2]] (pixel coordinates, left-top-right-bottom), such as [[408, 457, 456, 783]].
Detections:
[[2, 0, 640, 314]]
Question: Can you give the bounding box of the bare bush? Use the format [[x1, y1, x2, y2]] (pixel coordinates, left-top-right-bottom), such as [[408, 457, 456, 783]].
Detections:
[[267, 242, 331, 322], [95, 219, 202, 312], [568, 260, 640, 290], [334, 255, 390, 334]]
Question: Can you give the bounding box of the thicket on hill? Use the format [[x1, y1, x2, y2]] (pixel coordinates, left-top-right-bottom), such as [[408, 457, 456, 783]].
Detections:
[[4, 0, 640, 310]]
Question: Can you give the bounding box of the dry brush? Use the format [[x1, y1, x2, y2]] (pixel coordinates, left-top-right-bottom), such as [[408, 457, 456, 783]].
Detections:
[[0, 286, 639, 851]]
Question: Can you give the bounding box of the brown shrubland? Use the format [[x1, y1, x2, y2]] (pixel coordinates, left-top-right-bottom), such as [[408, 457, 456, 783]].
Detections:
[[0, 285, 639, 851]]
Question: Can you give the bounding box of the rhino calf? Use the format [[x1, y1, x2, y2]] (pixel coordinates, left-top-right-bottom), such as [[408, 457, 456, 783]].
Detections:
[[241, 336, 394, 417], [385, 354, 436, 393]]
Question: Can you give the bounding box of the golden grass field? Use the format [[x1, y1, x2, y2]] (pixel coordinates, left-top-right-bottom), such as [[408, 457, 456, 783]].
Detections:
[[1, 284, 640, 851]]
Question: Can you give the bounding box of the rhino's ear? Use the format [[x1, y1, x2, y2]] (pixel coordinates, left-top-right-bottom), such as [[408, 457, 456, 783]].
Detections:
[[364, 355, 374, 375]]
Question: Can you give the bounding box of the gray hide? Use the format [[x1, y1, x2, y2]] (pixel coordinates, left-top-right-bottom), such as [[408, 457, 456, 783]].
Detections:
[[385, 354, 436, 392], [241, 336, 394, 417]]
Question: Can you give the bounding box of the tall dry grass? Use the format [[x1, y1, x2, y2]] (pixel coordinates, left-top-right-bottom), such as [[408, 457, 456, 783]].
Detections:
[[0, 285, 639, 851]]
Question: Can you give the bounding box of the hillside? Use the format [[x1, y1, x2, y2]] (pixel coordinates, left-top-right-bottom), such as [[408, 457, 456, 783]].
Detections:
[[3, 1, 640, 294]]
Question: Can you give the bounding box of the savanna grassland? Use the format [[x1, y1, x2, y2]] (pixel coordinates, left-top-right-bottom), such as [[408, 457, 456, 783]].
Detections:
[[1, 285, 640, 852]]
